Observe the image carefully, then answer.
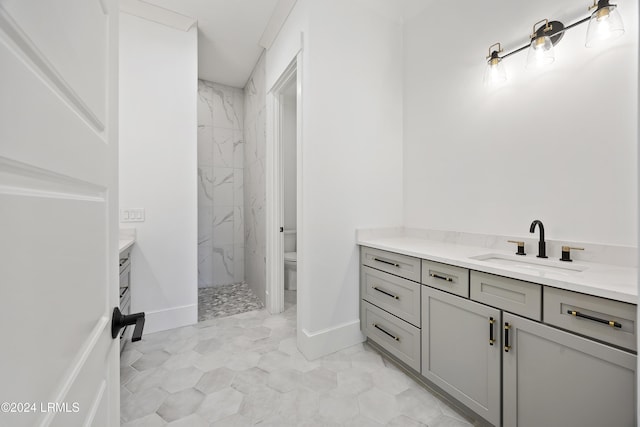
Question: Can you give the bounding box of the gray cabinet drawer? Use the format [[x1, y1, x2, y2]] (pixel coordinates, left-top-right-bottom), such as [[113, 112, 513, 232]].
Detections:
[[543, 286, 637, 351], [422, 260, 469, 298], [470, 271, 542, 321], [361, 246, 421, 282], [361, 266, 421, 327], [362, 301, 421, 371]]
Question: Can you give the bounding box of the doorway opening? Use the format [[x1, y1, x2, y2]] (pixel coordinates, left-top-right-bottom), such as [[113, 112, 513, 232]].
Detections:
[[266, 54, 302, 315], [281, 77, 297, 310]]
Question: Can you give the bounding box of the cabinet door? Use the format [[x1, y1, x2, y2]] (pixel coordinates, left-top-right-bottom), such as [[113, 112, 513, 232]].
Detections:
[[422, 287, 501, 426], [503, 313, 637, 427]]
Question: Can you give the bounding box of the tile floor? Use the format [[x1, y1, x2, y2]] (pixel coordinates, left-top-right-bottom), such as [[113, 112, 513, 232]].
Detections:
[[121, 305, 474, 426], [198, 283, 264, 322]]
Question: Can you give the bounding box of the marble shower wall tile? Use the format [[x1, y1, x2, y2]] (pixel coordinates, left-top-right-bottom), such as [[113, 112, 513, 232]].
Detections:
[[198, 79, 245, 287], [243, 52, 267, 303]]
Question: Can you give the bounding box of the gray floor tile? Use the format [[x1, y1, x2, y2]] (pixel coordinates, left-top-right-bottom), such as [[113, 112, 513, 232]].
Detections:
[[121, 387, 168, 423], [162, 350, 201, 371], [344, 414, 385, 426], [257, 350, 292, 372], [301, 367, 338, 392], [166, 413, 209, 427], [318, 393, 360, 423], [125, 367, 171, 394], [209, 413, 253, 426], [358, 388, 400, 424], [230, 367, 269, 395], [121, 412, 167, 427], [163, 336, 199, 355], [237, 387, 281, 423], [198, 387, 245, 423], [195, 367, 236, 394], [158, 366, 204, 394], [121, 303, 472, 426], [395, 387, 442, 425], [371, 368, 411, 395], [386, 414, 426, 426], [121, 348, 143, 366], [224, 350, 261, 371], [121, 365, 139, 387], [157, 388, 205, 422], [132, 350, 171, 371], [336, 367, 374, 396], [267, 368, 305, 392]]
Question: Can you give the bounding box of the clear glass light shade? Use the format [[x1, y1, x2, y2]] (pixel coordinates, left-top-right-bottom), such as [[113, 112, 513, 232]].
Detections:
[[585, 5, 624, 47], [526, 36, 555, 69], [483, 58, 507, 87]]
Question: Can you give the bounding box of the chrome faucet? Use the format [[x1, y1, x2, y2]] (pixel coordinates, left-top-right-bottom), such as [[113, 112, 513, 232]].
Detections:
[[529, 220, 547, 258]]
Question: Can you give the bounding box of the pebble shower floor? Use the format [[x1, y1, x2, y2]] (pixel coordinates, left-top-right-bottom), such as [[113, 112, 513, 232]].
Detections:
[[198, 282, 264, 322]]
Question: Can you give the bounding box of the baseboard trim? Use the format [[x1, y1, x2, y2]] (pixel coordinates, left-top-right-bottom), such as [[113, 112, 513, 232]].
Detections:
[[143, 304, 197, 334], [298, 319, 365, 360]]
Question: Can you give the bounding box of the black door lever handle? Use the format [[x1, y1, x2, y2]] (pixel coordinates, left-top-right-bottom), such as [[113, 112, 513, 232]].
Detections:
[[112, 307, 145, 342]]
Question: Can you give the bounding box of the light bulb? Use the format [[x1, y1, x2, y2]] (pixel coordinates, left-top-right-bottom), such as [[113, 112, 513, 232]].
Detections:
[[586, 5, 624, 47], [526, 36, 555, 69], [484, 57, 507, 87]]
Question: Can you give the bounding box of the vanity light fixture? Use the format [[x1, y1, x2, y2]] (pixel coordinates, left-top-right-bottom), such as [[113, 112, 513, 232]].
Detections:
[[586, 0, 625, 47], [484, 43, 507, 87], [484, 0, 624, 86], [525, 19, 560, 69]]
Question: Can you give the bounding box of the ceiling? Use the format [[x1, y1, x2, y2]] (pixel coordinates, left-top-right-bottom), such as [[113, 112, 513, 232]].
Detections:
[[141, 0, 294, 88], [125, 0, 431, 89]]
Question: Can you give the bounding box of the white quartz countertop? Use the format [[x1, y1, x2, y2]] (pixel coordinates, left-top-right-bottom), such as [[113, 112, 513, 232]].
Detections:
[[358, 235, 637, 304], [119, 238, 135, 254]]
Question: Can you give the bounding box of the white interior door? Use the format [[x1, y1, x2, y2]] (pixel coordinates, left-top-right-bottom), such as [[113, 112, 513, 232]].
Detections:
[[0, 0, 119, 426]]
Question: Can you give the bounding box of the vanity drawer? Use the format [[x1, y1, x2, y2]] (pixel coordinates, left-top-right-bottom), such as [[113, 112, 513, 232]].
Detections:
[[361, 266, 421, 327], [361, 246, 421, 282], [362, 301, 421, 371], [470, 271, 542, 321], [543, 287, 637, 351], [421, 260, 469, 298]]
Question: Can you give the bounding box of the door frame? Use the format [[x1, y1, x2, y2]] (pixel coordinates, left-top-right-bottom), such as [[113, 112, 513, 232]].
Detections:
[[266, 52, 302, 314]]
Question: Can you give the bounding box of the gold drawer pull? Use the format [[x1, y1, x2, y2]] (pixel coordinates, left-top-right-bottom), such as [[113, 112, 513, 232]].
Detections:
[[373, 286, 399, 300], [373, 323, 400, 341], [568, 310, 622, 328], [372, 257, 400, 267], [430, 272, 453, 282]]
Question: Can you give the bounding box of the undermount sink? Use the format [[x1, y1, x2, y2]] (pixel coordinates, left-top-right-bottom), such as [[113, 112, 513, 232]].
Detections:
[[470, 253, 587, 274]]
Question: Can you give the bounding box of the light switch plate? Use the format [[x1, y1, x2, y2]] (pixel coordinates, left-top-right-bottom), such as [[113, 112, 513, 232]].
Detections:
[[120, 208, 145, 222]]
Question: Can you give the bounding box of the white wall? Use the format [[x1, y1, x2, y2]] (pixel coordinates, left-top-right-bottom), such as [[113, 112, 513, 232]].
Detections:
[[267, 0, 404, 358], [244, 52, 267, 303], [403, 0, 638, 247], [119, 13, 198, 333]]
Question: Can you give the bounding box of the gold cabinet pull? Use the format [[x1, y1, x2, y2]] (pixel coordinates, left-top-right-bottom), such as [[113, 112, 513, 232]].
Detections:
[[372, 286, 399, 300], [430, 272, 453, 282], [504, 322, 511, 352], [373, 323, 400, 341], [567, 310, 621, 328], [372, 257, 400, 268], [489, 317, 496, 346]]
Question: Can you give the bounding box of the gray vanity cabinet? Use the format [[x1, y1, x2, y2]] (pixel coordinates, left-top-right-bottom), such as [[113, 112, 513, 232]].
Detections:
[[421, 286, 501, 426], [502, 312, 637, 427]]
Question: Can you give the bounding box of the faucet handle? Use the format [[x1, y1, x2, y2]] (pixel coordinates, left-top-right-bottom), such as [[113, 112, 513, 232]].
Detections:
[[560, 246, 584, 262], [507, 240, 526, 256]]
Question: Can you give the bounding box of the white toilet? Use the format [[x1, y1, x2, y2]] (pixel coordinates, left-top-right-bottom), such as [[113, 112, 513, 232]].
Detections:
[[284, 230, 297, 291]]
